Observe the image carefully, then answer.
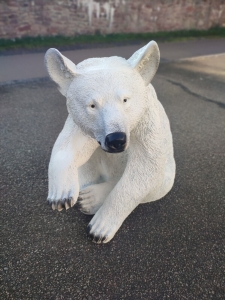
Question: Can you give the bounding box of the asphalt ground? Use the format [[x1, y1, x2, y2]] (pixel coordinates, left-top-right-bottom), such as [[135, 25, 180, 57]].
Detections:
[[0, 38, 225, 83], [0, 43, 225, 299]]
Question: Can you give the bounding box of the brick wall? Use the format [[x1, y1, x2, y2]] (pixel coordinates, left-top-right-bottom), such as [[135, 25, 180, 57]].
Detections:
[[0, 0, 225, 39]]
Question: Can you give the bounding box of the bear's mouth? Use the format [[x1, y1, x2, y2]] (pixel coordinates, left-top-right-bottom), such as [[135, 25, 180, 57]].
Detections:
[[103, 148, 126, 154]]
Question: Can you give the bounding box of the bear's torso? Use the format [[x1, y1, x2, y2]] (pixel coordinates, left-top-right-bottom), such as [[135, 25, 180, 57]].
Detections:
[[78, 84, 175, 202]]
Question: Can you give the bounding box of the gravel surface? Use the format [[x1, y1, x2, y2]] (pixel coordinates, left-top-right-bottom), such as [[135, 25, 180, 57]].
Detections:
[[1, 57, 225, 299]]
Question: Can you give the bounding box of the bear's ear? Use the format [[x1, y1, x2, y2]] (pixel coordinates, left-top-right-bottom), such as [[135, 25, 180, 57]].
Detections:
[[127, 41, 160, 85], [45, 48, 77, 96]]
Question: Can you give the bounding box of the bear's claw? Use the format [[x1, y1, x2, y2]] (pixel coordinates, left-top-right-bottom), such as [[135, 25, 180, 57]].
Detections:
[[86, 224, 92, 234], [77, 183, 111, 215], [47, 197, 75, 211], [76, 198, 94, 215], [86, 224, 108, 244], [87, 225, 98, 242]]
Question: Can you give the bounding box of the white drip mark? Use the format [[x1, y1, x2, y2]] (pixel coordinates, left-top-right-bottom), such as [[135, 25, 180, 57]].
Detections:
[[75, 0, 125, 27]]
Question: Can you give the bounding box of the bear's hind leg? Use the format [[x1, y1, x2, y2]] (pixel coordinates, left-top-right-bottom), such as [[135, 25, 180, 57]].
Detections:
[[141, 156, 176, 203], [78, 148, 117, 214], [78, 147, 103, 190], [77, 181, 116, 215], [78, 149, 126, 215]]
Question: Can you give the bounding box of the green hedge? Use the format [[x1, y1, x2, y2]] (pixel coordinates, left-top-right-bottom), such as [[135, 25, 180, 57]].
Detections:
[[0, 27, 224, 52]]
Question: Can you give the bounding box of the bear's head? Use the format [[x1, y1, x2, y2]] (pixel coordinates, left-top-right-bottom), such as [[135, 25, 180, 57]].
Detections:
[[45, 41, 160, 153]]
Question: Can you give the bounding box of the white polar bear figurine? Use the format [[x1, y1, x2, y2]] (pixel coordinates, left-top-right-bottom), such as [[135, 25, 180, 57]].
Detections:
[[45, 41, 176, 243]]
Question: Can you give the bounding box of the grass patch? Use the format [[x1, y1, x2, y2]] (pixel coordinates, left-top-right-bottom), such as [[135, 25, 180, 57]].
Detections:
[[0, 27, 224, 53]]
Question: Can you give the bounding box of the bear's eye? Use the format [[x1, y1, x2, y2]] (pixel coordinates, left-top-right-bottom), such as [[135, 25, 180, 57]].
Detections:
[[91, 104, 95, 108], [123, 99, 127, 103]]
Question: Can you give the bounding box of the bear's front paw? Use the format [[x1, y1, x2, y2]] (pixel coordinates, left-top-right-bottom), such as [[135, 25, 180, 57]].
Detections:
[[86, 207, 122, 244], [47, 167, 79, 211], [47, 184, 79, 211], [47, 196, 77, 211]]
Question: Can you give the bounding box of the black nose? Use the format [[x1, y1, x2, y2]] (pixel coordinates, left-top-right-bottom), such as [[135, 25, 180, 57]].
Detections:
[[105, 132, 127, 153]]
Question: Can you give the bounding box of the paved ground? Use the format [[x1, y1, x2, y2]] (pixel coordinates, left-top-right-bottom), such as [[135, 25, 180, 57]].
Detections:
[[0, 38, 225, 83], [0, 40, 225, 299]]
